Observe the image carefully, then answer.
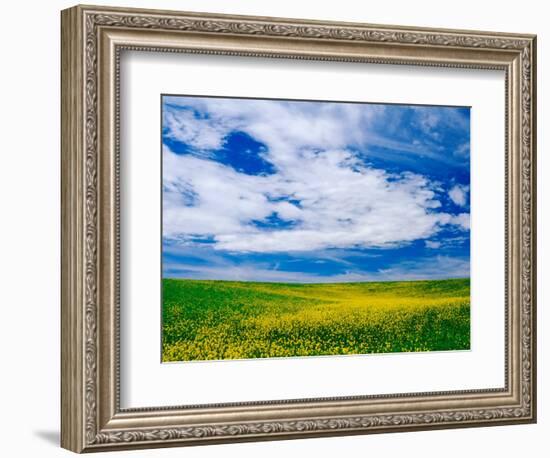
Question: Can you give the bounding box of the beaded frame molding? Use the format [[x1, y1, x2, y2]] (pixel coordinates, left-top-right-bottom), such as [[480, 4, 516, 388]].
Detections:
[[61, 4, 537, 453]]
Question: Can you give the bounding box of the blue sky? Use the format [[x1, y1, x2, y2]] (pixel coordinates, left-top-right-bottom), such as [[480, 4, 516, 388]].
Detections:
[[162, 95, 470, 282]]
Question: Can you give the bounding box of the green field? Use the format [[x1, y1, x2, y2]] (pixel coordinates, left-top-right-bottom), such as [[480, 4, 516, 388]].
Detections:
[[162, 278, 470, 362]]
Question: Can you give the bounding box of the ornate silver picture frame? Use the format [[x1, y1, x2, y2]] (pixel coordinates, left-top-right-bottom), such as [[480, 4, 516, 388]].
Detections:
[[61, 4, 536, 453]]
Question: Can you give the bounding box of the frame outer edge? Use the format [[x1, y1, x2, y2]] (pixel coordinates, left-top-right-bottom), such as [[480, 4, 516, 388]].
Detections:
[[61, 4, 537, 452], [61, 5, 86, 453], [528, 35, 537, 423]]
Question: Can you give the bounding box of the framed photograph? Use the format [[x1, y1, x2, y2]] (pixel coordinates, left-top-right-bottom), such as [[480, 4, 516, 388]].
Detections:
[[61, 4, 537, 453]]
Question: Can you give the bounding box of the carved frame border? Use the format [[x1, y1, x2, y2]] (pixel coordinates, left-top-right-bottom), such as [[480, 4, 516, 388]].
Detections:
[[61, 4, 536, 453]]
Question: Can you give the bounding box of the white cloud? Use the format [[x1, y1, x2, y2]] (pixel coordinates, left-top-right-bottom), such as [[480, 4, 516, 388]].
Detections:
[[163, 107, 228, 151], [163, 254, 470, 283], [425, 240, 441, 249], [413, 106, 470, 139], [451, 213, 470, 230], [374, 255, 470, 281], [164, 96, 379, 154], [448, 184, 469, 207], [454, 142, 470, 158], [162, 98, 469, 253]]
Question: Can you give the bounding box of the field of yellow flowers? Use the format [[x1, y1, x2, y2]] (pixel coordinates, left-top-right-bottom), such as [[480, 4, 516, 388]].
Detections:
[[162, 278, 470, 362]]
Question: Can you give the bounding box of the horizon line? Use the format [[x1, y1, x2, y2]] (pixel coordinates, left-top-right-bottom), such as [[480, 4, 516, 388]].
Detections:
[[162, 276, 470, 285]]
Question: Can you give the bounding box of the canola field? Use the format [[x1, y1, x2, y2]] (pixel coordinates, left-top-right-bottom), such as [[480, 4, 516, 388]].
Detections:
[[162, 278, 470, 362]]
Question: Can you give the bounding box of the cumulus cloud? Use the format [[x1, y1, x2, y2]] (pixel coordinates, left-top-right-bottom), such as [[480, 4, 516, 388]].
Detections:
[[163, 106, 228, 151], [450, 213, 470, 230], [448, 184, 469, 207], [162, 97, 470, 254]]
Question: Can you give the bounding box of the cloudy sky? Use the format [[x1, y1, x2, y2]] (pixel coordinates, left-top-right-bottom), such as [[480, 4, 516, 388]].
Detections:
[[161, 95, 470, 282]]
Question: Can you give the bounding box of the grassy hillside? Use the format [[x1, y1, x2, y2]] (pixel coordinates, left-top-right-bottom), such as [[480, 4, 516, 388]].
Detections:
[[162, 278, 470, 362]]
